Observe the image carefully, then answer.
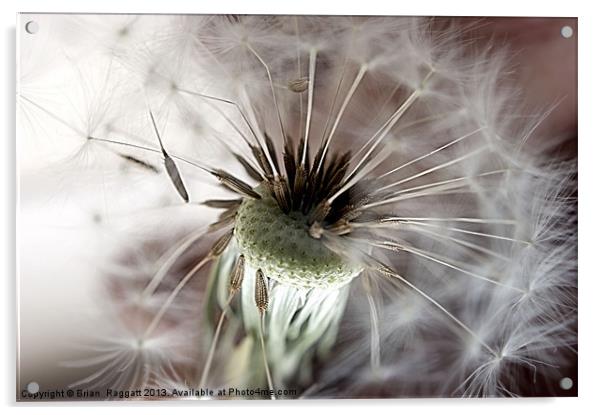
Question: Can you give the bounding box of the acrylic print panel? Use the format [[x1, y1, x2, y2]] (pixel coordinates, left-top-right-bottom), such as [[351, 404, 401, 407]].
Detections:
[[17, 13, 577, 401]]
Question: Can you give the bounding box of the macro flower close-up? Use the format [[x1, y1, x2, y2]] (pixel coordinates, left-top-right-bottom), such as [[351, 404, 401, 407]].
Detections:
[[17, 13, 577, 400]]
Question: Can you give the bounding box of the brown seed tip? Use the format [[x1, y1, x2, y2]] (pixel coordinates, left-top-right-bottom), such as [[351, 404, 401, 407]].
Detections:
[[210, 229, 234, 256], [230, 255, 245, 292], [255, 269, 269, 313], [309, 222, 324, 239], [308, 199, 332, 224], [213, 169, 261, 199], [288, 78, 309, 93]]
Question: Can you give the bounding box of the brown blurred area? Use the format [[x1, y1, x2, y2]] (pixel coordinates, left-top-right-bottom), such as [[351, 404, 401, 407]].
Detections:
[[471, 17, 578, 153], [463, 17, 577, 397], [462, 17, 577, 156]]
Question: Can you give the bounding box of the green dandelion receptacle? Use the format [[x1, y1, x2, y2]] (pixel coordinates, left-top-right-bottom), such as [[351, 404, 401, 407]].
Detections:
[[234, 187, 362, 289]]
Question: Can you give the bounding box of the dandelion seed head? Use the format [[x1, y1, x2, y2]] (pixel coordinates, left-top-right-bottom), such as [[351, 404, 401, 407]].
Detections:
[[19, 14, 576, 398], [235, 186, 362, 288]]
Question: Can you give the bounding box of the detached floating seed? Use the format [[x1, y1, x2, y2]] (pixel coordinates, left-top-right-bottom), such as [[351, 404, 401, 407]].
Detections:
[[148, 109, 190, 203], [288, 78, 309, 93]]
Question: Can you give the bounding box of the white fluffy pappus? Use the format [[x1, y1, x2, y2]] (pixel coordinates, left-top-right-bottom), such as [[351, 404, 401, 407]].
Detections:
[[17, 14, 576, 398]]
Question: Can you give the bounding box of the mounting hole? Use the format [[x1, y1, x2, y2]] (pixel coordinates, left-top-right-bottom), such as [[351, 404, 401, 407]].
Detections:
[[25, 20, 39, 34], [27, 381, 40, 394], [560, 26, 573, 39], [559, 377, 573, 390]]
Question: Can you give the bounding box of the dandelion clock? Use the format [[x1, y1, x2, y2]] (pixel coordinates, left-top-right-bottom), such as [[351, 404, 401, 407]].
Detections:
[[17, 13, 577, 400]]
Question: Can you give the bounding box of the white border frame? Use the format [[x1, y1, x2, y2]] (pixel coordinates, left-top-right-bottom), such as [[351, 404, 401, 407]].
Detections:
[[2, 1, 598, 414]]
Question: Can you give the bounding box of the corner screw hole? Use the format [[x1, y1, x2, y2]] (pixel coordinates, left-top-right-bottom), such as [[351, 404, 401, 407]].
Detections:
[[27, 381, 40, 393], [25, 20, 39, 35], [559, 377, 573, 390], [560, 26, 573, 39]]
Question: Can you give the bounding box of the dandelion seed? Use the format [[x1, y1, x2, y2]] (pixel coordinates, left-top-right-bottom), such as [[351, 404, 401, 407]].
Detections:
[[287, 77, 309, 93], [255, 270, 275, 399], [148, 109, 190, 203], [118, 154, 160, 173]]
